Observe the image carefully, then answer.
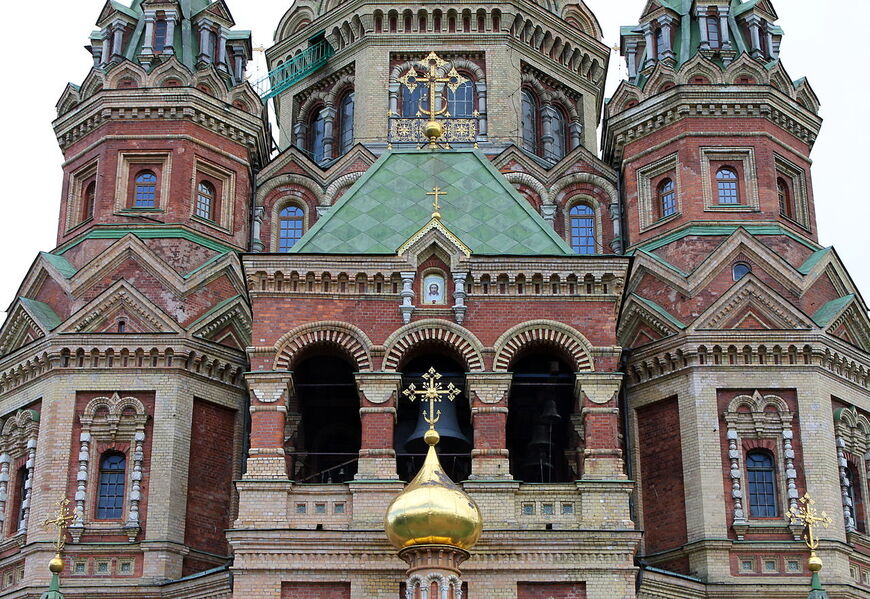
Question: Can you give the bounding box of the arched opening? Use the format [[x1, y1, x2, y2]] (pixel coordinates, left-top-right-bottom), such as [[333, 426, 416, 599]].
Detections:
[[507, 352, 577, 482], [569, 204, 596, 255], [278, 205, 305, 252], [307, 106, 327, 164], [521, 88, 539, 155], [716, 167, 739, 204], [83, 180, 96, 221], [777, 177, 793, 219], [658, 178, 676, 218], [395, 351, 472, 482], [746, 449, 778, 518], [291, 352, 360, 483]]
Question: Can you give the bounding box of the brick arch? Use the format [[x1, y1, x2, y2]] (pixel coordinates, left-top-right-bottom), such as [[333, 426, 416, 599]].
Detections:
[[493, 320, 594, 372], [382, 320, 484, 372], [273, 322, 373, 371]]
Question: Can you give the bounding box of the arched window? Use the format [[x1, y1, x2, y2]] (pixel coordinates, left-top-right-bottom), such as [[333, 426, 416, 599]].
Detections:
[[655, 27, 666, 58], [154, 19, 168, 53], [97, 453, 126, 520], [732, 262, 752, 281], [196, 181, 215, 220], [521, 89, 538, 154], [548, 105, 568, 161], [716, 167, 739, 204], [278, 206, 305, 252], [447, 79, 475, 118], [308, 108, 327, 164], [338, 91, 355, 155], [569, 204, 596, 255], [14, 466, 27, 530], [746, 450, 778, 518], [83, 181, 96, 221], [134, 171, 157, 208], [658, 178, 676, 218], [707, 16, 721, 49], [777, 177, 792, 218], [401, 84, 426, 117], [846, 464, 866, 533]]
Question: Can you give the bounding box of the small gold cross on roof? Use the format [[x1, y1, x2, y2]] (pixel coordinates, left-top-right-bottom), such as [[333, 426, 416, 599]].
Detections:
[[426, 187, 446, 220], [44, 497, 75, 554]]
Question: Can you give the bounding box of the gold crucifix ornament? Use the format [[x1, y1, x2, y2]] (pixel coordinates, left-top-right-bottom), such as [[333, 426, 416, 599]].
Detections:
[[788, 493, 832, 579], [402, 367, 460, 445], [43, 497, 75, 574], [426, 187, 446, 220], [397, 52, 467, 149]]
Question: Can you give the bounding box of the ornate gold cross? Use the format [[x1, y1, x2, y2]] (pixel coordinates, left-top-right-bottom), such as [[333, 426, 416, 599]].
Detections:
[[426, 187, 446, 219], [397, 52, 467, 148], [788, 493, 832, 551], [402, 367, 460, 429], [44, 497, 75, 554]]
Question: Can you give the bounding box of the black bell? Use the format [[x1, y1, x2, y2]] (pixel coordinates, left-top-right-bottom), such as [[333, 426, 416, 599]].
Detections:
[[404, 394, 471, 453]]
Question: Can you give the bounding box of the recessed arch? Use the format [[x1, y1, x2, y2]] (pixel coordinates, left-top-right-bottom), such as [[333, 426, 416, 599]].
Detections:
[[493, 320, 594, 372], [273, 321, 373, 371], [382, 320, 485, 372]]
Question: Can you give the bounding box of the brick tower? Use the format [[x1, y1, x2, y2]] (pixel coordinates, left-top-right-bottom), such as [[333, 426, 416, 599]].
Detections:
[[604, 1, 870, 597], [0, 0, 267, 596]]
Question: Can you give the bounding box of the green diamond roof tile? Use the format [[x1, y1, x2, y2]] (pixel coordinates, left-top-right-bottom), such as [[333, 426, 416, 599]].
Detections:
[[291, 150, 573, 256]]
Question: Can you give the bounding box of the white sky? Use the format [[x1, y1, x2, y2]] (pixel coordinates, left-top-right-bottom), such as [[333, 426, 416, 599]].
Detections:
[[0, 1, 867, 317]]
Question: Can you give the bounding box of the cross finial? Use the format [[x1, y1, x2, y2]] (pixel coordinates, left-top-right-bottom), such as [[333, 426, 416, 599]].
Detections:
[[44, 497, 75, 555], [396, 51, 467, 149], [788, 493, 833, 594], [402, 367, 460, 444], [426, 187, 446, 220]]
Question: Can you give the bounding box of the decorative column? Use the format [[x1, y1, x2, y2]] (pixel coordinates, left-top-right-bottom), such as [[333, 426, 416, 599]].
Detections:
[[452, 273, 467, 325], [197, 21, 214, 64], [251, 206, 265, 253], [400, 272, 416, 324], [230, 43, 247, 83], [727, 427, 749, 539], [465, 373, 513, 479], [746, 15, 763, 59], [293, 122, 308, 150], [609, 202, 623, 254], [124, 430, 146, 542], [217, 28, 229, 71], [355, 372, 403, 480], [656, 15, 676, 63], [575, 373, 625, 479], [540, 204, 557, 225], [18, 438, 37, 534], [243, 371, 294, 479], [625, 39, 639, 79], [765, 22, 777, 58], [0, 454, 9, 538], [720, 8, 732, 50], [836, 437, 857, 532], [568, 121, 582, 151], [696, 7, 710, 50], [69, 433, 90, 543], [140, 13, 155, 56], [476, 82, 488, 139], [388, 82, 400, 115], [100, 28, 111, 65], [163, 12, 177, 55], [540, 104, 557, 161], [111, 21, 126, 62], [641, 23, 656, 68], [783, 427, 800, 516], [320, 106, 337, 162]]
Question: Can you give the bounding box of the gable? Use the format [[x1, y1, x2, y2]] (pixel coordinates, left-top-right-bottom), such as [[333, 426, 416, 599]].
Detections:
[[59, 281, 183, 335], [692, 276, 815, 332], [187, 295, 252, 349], [291, 150, 573, 256], [618, 294, 685, 348], [0, 299, 60, 357], [814, 295, 870, 352]]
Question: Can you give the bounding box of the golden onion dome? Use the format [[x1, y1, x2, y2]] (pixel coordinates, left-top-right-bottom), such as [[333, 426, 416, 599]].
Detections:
[[385, 429, 482, 551]]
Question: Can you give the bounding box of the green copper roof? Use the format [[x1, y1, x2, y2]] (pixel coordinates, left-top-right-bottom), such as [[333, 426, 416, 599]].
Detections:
[[798, 247, 832, 275], [40, 252, 78, 278], [812, 295, 855, 327], [19, 298, 62, 331], [291, 150, 574, 256], [632, 294, 686, 330]]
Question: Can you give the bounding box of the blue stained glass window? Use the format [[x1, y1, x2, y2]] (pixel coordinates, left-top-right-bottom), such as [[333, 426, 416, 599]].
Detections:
[[97, 453, 126, 520], [134, 171, 157, 208], [279, 206, 305, 252], [570, 204, 596, 255], [746, 450, 778, 518]]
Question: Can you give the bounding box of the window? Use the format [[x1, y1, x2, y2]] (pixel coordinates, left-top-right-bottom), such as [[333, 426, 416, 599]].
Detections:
[[707, 16, 721, 49], [658, 178, 676, 218], [308, 109, 327, 164], [401, 84, 426, 117], [521, 89, 538, 154], [134, 171, 157, 208], [777, 177, 792, 218], [154, 20, 168, 53], [548, 106, 568, 161], [14, 466, 27, 530], [338, 91, 355, 155], [716, 167, 739, 204], [196, 181, 215, 220], [97, 453, 126, 520], [746, 450, 778, 518], [83, 181, 96, 221], [569, 205, 596, 255], [846, 465, 866, 533], [278, 206, 304, 252], [732, 262, 752, 281], [447, 80, 475, 118]]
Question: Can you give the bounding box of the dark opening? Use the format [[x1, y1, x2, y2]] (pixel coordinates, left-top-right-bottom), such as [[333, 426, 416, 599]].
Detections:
[[293, 353, 360, 483], [507, 353, 577, 482]]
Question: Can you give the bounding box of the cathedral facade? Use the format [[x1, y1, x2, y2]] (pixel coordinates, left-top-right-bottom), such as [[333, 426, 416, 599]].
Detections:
[[0, 0, 867, 598]]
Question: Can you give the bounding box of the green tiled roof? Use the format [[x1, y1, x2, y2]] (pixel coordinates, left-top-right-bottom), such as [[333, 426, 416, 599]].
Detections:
[[40, 252, 78, 278], [798, 247, 831, 275], [291, 150, 574, 256], [18, 298, 62, 331], [812, 295, 855, 327]]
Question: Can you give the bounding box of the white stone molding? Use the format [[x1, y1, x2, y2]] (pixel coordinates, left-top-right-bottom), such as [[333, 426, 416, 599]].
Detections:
[[18, 438, 36, 534], [272, 321, 374, 371], [727, 428, 748, 532], [126, 431, 146, 541], [70, 432, 91, 542], [452, 273, 468, 325], [492, 320, 595, 372], [400, 272, 416, 325], [0, 410, 40, 539], [0, 454, 9, 537]]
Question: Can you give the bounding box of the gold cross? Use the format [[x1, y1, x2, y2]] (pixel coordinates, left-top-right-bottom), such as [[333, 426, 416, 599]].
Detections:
[[426, 187, 446, 219], [43, 497, 75, 554], [402, 367, 460, 430], [397, 52, 467, 147], [788, 493, 832, 551]]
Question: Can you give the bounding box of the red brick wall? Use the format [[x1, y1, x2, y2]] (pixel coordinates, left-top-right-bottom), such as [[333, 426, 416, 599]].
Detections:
[[517, 582, 586, 598], [183, 399, 236, 573], [637, 397, 688, 557], [281, 582, 351, 598]]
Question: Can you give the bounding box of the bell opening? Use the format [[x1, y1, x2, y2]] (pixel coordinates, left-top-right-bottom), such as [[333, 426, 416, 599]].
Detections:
[[396, 352, 472, 482], [506, 352, 577, 483]]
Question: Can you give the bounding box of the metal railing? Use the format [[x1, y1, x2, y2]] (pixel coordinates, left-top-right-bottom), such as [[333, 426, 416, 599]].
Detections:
[[253, 40, 335, 101], [289, 452, 358, 484]]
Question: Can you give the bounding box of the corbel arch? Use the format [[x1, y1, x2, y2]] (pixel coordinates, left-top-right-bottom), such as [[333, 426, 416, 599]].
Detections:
[[492, 320, 595, 372], [298, 89, 329, 123], [382, 320, 485, 372], [273, 321, 374, 371], [147, 57, 194, 88], [551, 172, 618, 206], [105, 62, 147, 89], [545, 88, 580, 121], [504, 172, 550, 205], [324, 73, 356, 106], [323, 171, 364, 205], [256, 173, 324, 207]]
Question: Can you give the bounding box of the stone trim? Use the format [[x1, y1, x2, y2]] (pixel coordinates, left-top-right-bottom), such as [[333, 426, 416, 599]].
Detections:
[[699, 146, 759, 212], [635, 152, 680, 232], [273, 321, 373, 371], [382, 320, 485, 371], [492, 320, 594, 372]]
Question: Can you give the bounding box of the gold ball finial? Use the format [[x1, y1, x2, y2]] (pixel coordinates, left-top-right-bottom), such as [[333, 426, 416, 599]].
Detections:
[[424, 119, 443, 142], [49, 554, 64, 574], [424, 427, 440, 446], [807, 551, 823, 573]]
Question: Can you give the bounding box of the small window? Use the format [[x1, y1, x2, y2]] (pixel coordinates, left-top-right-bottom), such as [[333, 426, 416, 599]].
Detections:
[[196, 181, 215, 220], [117, 319, 127, 333], [746, 450, 778, 518], [338, 91, 355, 155], [14, 466, 27, 531], [278, 206, 305, 252], [570, 204, 596, 255], [658, 178, 676, 218], [732, 262, 752, 281], [716, 167, 739, 204], [154, 20, 168, 53], [83, 181, 96, 221], [521, 89, 538, 155], [447, 79, 475, 118], [134, 171, 157, 208], [97, 453, 126, 520], [707, 16, 721, 49], [777, 177, 792, 218]]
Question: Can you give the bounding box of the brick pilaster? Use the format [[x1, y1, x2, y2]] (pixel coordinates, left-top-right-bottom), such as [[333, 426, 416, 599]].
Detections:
[[576, 373, 627, 480], [244, 371, 293, 479], [355, 372, 402, 480], [466, 372, 513, 479]]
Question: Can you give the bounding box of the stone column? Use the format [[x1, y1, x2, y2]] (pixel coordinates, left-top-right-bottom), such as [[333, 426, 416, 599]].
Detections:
[[625, 39, 639, 79], [400, 272, 415, 324], [320, 106, 337, 161], [642, 23, 656, 68], [657, 15, 676, 62], [217, 28, 229, 71], [293, 122, 308, 150], [100, 29, 111, 65], [388, 82, 400, 115], [198, 22, 213, 64], [609, 202, 623, 254], [540, 103, 557, 161], [540, 204, 557, 225], [465, 373, 513, 479], [244, 371, 293, 479], [141, 13, 155, 55], [251, 206, 265, 253], [164, 12, 177, 55], [720, 8, 732, 50], [452, 273, 467, 324], [111, 21, 126, 62], [476, 81, 488, 138], [765, 22, 776, 58], [569, 121, 582, 150], [696, 7, 710, 49], [355, 372, 403, 480], [746, 15, 763, 59], [575, 373, 625, 479]]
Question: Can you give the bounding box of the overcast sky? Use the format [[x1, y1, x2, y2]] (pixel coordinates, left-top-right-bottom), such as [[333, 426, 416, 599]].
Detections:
[[0, 1, 866, 317]]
